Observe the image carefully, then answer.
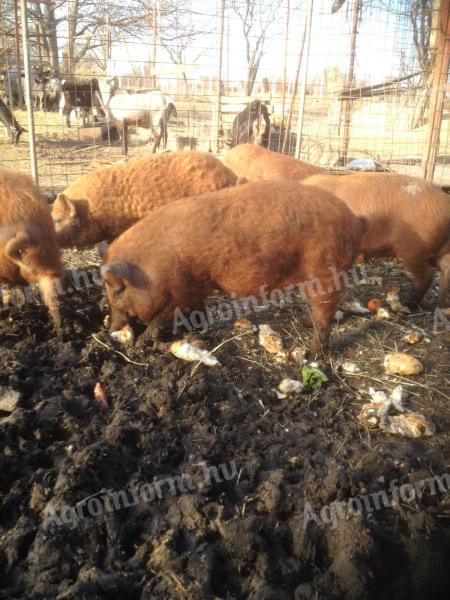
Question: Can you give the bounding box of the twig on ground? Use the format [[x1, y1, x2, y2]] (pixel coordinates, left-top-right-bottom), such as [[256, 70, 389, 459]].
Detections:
[[92, 333, 147, 366], [189, 331, 252, 377]]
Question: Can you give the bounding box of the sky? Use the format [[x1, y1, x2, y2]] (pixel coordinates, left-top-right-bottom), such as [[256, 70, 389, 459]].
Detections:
[[106, 0, 415, 87]]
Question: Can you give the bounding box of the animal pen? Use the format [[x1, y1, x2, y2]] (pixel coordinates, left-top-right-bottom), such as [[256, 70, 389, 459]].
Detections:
[[2, 4, 450, 598], [0, 0, 449, 193]]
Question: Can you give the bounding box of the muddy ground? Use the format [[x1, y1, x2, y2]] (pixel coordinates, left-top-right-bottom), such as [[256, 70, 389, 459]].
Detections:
[[0, 259, 449, 600]]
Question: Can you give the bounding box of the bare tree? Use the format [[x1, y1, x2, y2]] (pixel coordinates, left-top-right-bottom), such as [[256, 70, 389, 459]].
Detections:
[[62, 1, 151, 75], [230, 0, 283, 96], [158, 2, 215, 96], [409, 0, 433, 127], [22, 0, 151, 77], [332, 1, 434, 128]]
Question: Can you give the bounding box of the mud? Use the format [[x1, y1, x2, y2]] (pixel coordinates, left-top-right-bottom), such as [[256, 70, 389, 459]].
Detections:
[[0, 262, 449, 599]]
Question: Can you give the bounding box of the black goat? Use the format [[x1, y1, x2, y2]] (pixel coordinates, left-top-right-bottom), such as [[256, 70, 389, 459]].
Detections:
[[230, 100, 270, 148], [0, 100, 25, 145]]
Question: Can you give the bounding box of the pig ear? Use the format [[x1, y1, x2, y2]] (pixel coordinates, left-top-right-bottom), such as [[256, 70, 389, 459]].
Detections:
[[5, 230, 32, 265], [101, 260, 131, 292], [97, 241, 109, 259], [57, 194, 77, 218]]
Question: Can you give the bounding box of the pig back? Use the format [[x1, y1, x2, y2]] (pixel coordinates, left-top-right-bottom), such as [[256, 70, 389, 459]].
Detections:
[[107, 179, 363, 293], [223, 144, 325, 182], [302, 172, 450, 257], [62, 151, 237, 218]]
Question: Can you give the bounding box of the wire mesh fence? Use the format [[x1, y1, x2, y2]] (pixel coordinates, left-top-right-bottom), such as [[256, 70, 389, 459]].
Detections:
[[0, 0, 449, 193]]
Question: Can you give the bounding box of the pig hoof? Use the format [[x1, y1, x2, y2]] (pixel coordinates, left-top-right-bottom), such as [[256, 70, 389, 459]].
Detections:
[[136, 322, 163, 346], [310, 338, 328, 358], [145, 323, 162, 339], [404, 298, 422, 310]]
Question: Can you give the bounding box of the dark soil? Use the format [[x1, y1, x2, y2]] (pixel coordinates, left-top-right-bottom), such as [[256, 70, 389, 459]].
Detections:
[[0, 263, 449, 600]]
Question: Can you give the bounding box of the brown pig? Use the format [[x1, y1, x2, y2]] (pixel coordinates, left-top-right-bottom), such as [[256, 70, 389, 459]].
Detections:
[[222, 144, 325, 182], [0, 169, 63, 327], [52, 151, 238, 248], [100, 181, 366, 353], [301, 172, 450, 306]]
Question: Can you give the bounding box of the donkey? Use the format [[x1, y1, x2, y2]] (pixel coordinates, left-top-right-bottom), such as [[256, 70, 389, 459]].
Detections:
[[100, 77, 177, 155]]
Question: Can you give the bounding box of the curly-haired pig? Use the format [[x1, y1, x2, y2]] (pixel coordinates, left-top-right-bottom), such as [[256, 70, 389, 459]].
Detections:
[[100, 180, 366, 353], [222, 143, 325, 182], [0, 169, 63, 327], [301, 172, 450, 306], [52, 151, 238, 248]]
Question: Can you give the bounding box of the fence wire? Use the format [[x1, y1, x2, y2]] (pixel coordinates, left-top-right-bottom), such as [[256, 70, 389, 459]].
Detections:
[[0, 0, 449, 193]]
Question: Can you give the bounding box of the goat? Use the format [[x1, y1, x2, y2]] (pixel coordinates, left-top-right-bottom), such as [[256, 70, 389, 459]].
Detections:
[[34, 70, 62, 111], [100, 77, 177, 155], [176, 136, 198, 151], [229, 100, 271, 148], [60, 78, 105, 127], [0, 99, 25, 145]]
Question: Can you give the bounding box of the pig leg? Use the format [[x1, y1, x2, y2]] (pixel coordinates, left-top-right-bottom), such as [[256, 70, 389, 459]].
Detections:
[[402, 258, 435, 306], [437, 254, 450, 307], [136, 306, 184, 346], [38, 277, 62, 330], [308, 290, 341, 355], [145, 320, 163, 338], [136, 318, 166, 346]]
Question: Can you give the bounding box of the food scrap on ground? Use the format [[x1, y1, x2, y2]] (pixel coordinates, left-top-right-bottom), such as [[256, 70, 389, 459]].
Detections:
[[384, 352, 424, 375], [170, 340, 220, 366], [110, 324, 135, 345], [258, 323, 284, 354], [278, 378, 304, 395], [402, 331, 424, 344], [379, 412, 435, 438]]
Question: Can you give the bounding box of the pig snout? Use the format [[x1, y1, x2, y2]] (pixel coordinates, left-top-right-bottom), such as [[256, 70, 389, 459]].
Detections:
[[4, 230, 63, 328], [101, 261, 134, 331]]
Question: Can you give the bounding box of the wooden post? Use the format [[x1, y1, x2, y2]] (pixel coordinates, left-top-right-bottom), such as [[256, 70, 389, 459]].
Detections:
[[215, 0, 225, 153], [226, 15, 230, 89], [282, 9, 308, 154], [67, 0, 74, 79], [105, 14, 111, 62], [422, 0, 450, 181], [338, 0, 361, 166], [279, 0, 290, 151], [13, 0, 24, 108], [295, 0, 313, 159], [20, 0, 38, 183], [151, 2, 158, 87], [36, 23, 44, 70]]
